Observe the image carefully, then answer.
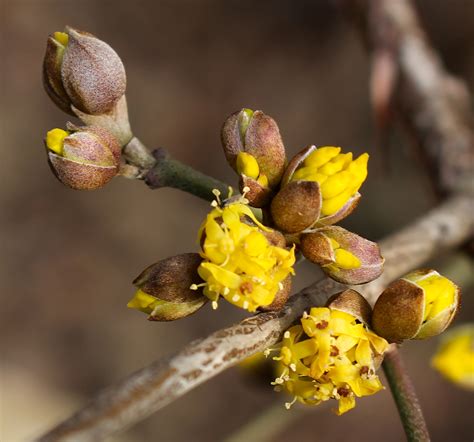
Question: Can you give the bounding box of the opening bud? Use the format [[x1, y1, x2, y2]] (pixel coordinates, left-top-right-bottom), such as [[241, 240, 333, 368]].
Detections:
[[300, 226, 384, 284], [43, 26, 126, 115], [326, 289, 373, 326], [372, 269, 460, 343], [128, 253, 208, 321], [45, 124, 121, 190], [221, 109, 286, 202], [281, 145, 366, 226]]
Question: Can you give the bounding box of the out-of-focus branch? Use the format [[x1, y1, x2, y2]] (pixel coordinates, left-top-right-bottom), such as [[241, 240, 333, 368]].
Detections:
[[342, 0, 474, 195], [38, 193, 473, 442]]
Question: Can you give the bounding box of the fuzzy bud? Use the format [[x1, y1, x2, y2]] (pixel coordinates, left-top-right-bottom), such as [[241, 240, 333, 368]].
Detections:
[[45, 124, 121, 190], [128, 253, 208, 321], [221, 109, 286, 205], [300, 226, 384, 284], [270, 181, 322, 233], [372, 269, 460, 343], [43, 27, 126, 115]]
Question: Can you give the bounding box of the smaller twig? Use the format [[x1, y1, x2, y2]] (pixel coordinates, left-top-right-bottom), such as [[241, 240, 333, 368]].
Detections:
[[382, 346, 430, 442], [145, 148, 230, 202]]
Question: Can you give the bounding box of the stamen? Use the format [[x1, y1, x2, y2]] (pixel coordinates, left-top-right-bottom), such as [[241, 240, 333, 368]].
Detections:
[[232, 294, 240, 302], [242, 301, 249, 310], [285, 396, 298, 410], [289, 363, 297, 372], [284, 331, 291, 339], [211, 301, 218, 310], [211, 200, 218, 207]]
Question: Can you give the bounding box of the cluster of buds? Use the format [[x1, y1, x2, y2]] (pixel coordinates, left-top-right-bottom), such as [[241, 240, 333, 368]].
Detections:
[[221, 108, 384, 285], [43, 27, 131, 190], [128, 108, 384, 318]]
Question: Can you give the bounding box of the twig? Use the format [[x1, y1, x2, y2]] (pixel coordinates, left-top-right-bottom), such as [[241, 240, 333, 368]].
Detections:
[[382, 347, 430, 441], [342, 0, 474, 195], [38, 193, 473, 442]]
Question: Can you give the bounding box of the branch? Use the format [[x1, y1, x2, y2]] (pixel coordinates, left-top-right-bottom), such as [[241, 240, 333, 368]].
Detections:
[[342, 0, 474, 195], [38, 193, 473, 442]]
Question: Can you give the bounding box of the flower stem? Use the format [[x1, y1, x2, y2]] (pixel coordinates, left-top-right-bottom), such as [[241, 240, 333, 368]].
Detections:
[[382, 346, 430, 441]]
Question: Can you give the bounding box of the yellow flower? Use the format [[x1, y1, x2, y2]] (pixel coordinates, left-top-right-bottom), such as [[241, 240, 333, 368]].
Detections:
[[431, 324, 474, 390], [195, 192, 295, 312], [290, 147, 368, 216], [272, 307, 389, 414]]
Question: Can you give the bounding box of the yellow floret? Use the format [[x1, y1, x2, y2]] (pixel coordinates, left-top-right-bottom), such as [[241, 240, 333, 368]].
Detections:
[[45, 128, 69, 155]]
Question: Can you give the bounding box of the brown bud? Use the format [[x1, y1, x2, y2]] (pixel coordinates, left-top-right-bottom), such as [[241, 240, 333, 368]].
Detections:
[[300, 226, 384, 285], [270, 181, 322, 233], [240, 175, 273, 208], [326, 289, 372, 325], [372, 269, 460, 342], [43, 27, 126, 115], [129, 253, 208, 321], [45, 125, 121, 190], [221, 109, 286, 188]]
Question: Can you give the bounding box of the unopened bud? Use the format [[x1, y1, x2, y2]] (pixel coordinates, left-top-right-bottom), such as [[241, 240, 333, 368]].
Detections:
[[128, 253, 208, 321], [300, 226, 384, 284], [43, 26, 126, 115], [372, 269, 460, 342], [45, 124, 121, 190], [270, 181, 321, 233], [221, 109, 286, 198]]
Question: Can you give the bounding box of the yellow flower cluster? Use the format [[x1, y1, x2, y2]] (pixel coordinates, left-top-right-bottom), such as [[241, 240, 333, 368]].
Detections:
[[431, 324, 474, 390], [195, 196, 295, 312], [290, 147, 368, 216], [272, 307, 389, 414]]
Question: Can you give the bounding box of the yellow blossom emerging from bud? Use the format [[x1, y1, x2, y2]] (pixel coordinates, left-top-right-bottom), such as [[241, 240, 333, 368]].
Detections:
[[272, 307, 389, 415], [236, 151, 260, 180], [196, 192, 295, 312], [290, 147, 368, 216], [46, 128, 69, 155], [431, 324, 474, 390], [372, 269, 460, 342]]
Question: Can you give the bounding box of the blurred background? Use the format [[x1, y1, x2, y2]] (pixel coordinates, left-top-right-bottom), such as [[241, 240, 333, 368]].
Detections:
[[1, 0, 473, 440]]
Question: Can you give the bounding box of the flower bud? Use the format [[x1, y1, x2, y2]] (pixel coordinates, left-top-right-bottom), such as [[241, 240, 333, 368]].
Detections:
[[372, 269, 460, 342], [300, 226, 384, 284], [431, 324, 474, 390], [281, 145, 366, 225], [128, 253, 208, 321], [270, 181, 321, 233], [43, 27, 126, 115], [45, 124, 121, 190], [221, 109, 286, 198]]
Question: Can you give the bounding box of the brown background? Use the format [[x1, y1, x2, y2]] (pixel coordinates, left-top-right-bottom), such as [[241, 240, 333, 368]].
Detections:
[[1, 0, 473, 441]]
